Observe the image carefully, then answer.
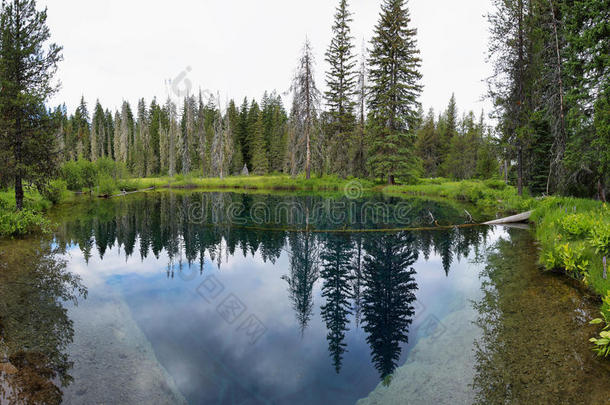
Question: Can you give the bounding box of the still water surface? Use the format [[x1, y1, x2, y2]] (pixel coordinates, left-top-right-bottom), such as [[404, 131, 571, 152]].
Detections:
[[0, 192, 609, 404]]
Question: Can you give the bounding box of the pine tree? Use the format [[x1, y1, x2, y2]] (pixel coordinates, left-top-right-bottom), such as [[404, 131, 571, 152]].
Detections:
[[226, 100, 243, 174], [104, 108, 114, 159], [73, 97, 90, 160], [250, 111, 269, 174], [415, 108, 441, 177], [351, 43, 368, 177], [324, 0, 357, 177], [113, 111, 122, 164], [246, 99, 261, 168], [367, 0, 423, 185], [438, 93, 458, 175], [148, 98, 161, 174], [117, 101, 130, 164], [487, 0, 532, 195], [134, 98, 148, 176]]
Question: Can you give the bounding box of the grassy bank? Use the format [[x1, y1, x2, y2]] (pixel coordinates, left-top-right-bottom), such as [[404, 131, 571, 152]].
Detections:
[[116, 174, 376, 194], [383, 178, 535, 216]]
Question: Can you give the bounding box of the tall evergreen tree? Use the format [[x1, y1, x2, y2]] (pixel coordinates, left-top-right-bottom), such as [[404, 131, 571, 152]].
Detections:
[[324, 0, 357, 177], [415, 108, 441, 177], [91, 100, 105, 161], [0, 0, 63, 209], [367, 0, 423, 184], [250, 111, 269, 174]]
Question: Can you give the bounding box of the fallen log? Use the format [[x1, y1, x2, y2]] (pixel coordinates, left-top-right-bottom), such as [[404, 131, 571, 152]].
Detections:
[[484, 211, 532, 225], [98, 186, 155, 199]]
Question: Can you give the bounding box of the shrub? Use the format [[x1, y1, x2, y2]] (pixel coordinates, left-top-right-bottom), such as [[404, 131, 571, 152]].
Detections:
[[590, 223, 610, 257], [0, 209, 50, 237], [43, 179, 68, 204], [96, 174, 117, 196], [61, 160, 83, 190], [79, 160, 97, 190], [556, 213, 595, 238], [543, 243, 590, 281], [483, 179, 507, 190]]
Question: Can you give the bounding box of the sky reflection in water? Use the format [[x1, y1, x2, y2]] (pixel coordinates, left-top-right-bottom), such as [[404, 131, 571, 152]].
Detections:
[[55, 192, 496, 404]]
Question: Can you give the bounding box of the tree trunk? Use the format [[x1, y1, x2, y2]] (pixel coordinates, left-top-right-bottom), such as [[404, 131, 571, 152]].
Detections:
[[388, 175, 395, 185], [305, 126, 311, 180], [517, 144, 524, 196], [598, 178, 607, 202], [15, 175, 24, 211]]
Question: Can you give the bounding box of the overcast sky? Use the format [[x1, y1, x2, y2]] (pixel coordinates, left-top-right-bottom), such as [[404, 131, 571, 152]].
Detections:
[[39, 0, 493, 119]]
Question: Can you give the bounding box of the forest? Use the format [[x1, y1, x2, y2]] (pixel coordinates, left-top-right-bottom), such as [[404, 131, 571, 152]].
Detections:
[[0, 0, 607, 209]]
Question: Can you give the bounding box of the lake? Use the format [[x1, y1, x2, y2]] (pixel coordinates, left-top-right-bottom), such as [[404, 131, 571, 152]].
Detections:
[[1, 191, 609, 404]]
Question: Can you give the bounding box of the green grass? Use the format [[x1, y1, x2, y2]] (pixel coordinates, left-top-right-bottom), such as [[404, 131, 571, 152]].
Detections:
[[530, 197, 610, 297], [117, 174, 376, 193], [383, 179, 535, 216]]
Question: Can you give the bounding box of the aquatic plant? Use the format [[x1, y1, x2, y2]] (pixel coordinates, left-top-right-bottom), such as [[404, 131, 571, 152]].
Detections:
[[590, 292, 610, 358]]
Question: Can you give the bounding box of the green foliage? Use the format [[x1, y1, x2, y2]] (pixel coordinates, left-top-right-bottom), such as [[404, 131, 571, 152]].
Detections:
[[556, 213, 595, 238], [590, 292, 610, 358], [60, 158, 126, 191], [556, 243, 589, 280], [483, 179, 507, 190], [0, 0, 63, 209], [367, 0, 422, 184], [589, 223, 610, 257], [249, 112, 269, 175], [533, 197, 610, 297], [97, 174, 118, 196], [387, 179, 532, 215], [43, 179, 69, 205], [0, 208, 50, 237]]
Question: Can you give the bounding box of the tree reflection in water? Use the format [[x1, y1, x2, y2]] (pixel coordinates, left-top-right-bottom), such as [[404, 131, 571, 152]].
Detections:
[[52, 192, 492, 383], [0, 239, 87, 405], [361, 232, 418, 380]]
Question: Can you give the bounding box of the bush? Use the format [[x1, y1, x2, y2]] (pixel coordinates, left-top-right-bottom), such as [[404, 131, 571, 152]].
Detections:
[[43, 179, 69, 204], [61, 158, 127, 192], [61, 160, 83, 190], [79, 160, 97, 190], [590, 223, 610, 257], [483, 179, 508, 190], [557, 213, 595, 238], [543, 242, 590, 281], [97, 174, 118, 196], [0, 209, 50, 237]]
